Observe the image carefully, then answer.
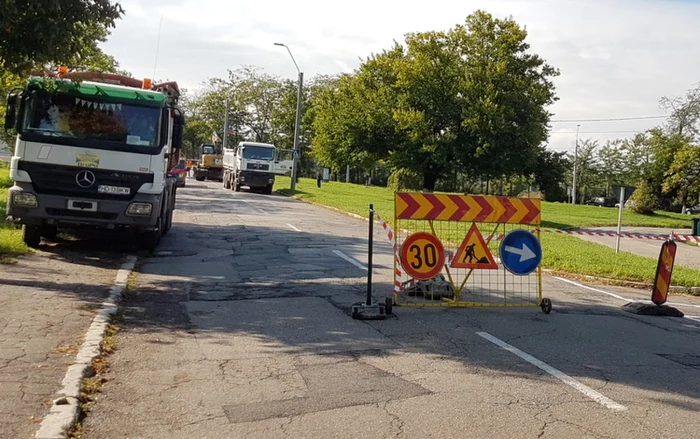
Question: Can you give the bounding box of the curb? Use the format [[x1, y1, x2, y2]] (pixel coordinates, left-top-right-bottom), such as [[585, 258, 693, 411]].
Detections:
[[35, 255, 137, 439]]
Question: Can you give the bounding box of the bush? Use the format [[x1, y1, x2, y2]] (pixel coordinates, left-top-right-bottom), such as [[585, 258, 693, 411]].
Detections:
[[388, 168, 423, 191], [630, 179, 658, 214]]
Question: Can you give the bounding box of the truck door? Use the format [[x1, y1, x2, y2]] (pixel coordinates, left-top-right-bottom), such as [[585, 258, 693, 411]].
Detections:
[[274, 149, 295, 176]]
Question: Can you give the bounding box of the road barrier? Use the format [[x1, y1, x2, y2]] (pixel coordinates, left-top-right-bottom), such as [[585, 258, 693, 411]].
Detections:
[[392, 192, 551, 312]]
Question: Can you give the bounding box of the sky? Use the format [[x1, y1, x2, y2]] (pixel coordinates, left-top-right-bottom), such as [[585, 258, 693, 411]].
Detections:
[[100, 0, 700, 154]]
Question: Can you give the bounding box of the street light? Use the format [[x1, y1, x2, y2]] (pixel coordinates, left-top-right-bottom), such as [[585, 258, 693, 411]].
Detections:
[[274, 42, 303, 193], [572, 124, 580, 204]]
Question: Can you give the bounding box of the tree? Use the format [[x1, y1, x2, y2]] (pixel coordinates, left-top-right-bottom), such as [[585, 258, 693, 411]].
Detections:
[[0, 0, 124, 75], [663, 145, 700, 209], [310, 10, 559, 190], [568, 138, 598, 203], [597, 139, 626, 197], [659, 85, 700, 140], [531, 149, 570, 202]]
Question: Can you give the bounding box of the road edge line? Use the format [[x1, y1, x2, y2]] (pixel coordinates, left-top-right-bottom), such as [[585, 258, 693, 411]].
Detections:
[[35, 255, 138, 439], [476, 331, 628, 412], [333, 250, 368, 271]]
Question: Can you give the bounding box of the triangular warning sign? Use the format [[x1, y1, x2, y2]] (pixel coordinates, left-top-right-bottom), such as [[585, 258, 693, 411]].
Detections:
[[450, 223, 498, 269]]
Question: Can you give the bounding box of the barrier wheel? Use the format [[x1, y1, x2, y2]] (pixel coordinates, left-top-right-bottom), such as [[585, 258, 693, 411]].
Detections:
[[540, 298, 552, 314], [384, 296, 393, 315]]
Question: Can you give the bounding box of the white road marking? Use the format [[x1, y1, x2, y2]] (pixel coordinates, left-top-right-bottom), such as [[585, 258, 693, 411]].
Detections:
[[333, 250, 368, 271], [554, 276, 700, 309], [477, 331, 628, 412], [287, 223, 301, 232], [257, 208, 267, 214]]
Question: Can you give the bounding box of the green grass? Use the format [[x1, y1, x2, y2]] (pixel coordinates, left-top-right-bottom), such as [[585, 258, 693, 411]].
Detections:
[[0, 162, 28, 261], [274, 176, 700, 288]]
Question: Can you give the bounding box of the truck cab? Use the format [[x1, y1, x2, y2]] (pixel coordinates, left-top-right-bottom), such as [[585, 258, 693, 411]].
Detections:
[[3, 70, 184, 250], [223, 141, 277, 194]]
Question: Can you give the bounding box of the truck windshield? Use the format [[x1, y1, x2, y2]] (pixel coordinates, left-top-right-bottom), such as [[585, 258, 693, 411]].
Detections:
[[21, 92, 161, 149], [242, 146, 274, 160]]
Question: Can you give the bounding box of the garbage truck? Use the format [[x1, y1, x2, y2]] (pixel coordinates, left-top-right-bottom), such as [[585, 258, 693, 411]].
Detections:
[[3, 68, 185, 250]]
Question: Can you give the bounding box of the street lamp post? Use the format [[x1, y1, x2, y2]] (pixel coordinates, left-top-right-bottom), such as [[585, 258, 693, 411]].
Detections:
[[274, 42, 303, 193], [572, 124, 580, 204]]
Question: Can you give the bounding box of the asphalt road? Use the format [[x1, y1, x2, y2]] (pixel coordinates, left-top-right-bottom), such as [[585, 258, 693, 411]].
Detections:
[[82, 178, 700, 439]]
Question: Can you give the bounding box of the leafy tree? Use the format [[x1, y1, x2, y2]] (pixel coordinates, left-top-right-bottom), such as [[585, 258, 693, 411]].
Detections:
[[567, 138, 598, 203], [631, 179, 658, 214], [531, 149, 570, 202], [310, 10, 559, 190], [597, 139, 626, 197], [659, 85, 700, 140], [0, 0, 124, 75], [663, 144, 700, 209]]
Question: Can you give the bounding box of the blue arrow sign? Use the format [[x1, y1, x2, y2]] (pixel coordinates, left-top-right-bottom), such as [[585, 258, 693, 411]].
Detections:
[[499, 229, 542, 276]]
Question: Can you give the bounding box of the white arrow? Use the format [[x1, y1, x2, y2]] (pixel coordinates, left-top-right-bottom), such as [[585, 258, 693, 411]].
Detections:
[[504, 244, 536, 262]]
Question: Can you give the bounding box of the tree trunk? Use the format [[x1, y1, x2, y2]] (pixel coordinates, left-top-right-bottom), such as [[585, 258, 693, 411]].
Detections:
[[423, 172, 438, 192]]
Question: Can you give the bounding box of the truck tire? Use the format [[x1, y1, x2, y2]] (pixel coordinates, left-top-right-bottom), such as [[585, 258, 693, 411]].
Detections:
[[22, 225, 41, 248], [41, 225, 58, 240], [263, 184, 273, 195], [139, 219, 161, 252], [234, 179, 241, 192], [223, 172, 230, 189]]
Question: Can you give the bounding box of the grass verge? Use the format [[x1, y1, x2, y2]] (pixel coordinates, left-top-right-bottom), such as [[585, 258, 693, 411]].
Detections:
[[274, 176, 700, 289], [0, 162, 28, 262]]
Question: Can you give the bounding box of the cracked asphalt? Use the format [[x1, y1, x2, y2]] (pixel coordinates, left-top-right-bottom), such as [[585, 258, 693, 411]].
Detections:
[[81, 179, 700, 439], [0, 244, 123, 438]]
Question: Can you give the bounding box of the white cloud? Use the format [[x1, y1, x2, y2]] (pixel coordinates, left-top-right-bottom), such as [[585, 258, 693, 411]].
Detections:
[[101, 0, 700, 153]]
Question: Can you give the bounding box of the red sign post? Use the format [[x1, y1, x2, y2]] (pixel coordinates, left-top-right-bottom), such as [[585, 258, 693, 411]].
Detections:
[[651, 240, 677, 306]]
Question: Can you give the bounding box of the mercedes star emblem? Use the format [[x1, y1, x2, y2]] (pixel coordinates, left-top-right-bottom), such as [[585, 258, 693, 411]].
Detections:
[[75, 170, 96, 188]]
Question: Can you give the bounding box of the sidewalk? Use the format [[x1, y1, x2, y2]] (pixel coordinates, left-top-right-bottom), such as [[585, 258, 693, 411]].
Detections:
[[0, 245, 121, 438]]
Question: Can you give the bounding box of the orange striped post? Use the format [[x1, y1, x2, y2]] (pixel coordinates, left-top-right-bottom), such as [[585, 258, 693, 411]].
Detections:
[[651, 240, 677, 306]]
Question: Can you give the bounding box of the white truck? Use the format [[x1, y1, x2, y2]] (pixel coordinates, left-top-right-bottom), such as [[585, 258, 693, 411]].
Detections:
[[222, 141, 294, 194], [3, 69, 185, 250]]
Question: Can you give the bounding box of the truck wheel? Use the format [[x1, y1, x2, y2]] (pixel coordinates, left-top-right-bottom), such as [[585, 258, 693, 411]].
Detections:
[[223, 174, 230, 189], [139, 219, 161, 251], [234, 180, 241, 192], [41, 225, 58, 240], [263, 184, 273, 195], [22, 225, 41, 248]]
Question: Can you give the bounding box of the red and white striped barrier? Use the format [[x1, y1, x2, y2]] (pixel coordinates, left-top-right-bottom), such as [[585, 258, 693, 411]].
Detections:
[[374, 210, 403, 294]]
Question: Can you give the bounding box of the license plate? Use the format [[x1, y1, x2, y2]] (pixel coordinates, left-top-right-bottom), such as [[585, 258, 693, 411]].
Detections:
[[98, 185, 131, 195]]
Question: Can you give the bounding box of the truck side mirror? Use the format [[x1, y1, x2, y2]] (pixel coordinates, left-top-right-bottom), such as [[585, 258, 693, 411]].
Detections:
[[172, 124, 183, 150], [4, 92, 19, 133]]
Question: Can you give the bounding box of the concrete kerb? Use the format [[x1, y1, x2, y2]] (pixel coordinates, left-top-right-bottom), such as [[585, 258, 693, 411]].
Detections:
[[34, 255, 138, 439]]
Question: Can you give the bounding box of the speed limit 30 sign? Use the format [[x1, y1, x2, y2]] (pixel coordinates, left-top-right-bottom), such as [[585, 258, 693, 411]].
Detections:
[[399, 232, 446, 280]]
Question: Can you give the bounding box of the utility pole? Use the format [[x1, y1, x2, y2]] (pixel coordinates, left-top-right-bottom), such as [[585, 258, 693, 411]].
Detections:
[[222, 96, 229, 152], [572, 124, 580, 204], [275, 42, 303, 193]]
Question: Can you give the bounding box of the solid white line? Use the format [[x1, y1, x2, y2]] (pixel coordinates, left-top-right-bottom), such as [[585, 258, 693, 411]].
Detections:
[[36, 255, 138, 438], [287, 223, 301, 232], [554, 276, 700, 309], [333, 250, 368, 271], [476, 331, 628, 412]]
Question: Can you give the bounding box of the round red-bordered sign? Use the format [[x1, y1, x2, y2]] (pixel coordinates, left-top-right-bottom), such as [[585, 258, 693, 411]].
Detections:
[[400, 232, 445, 280]]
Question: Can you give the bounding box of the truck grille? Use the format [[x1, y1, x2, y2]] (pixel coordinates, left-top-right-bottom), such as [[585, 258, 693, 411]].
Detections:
[[19, 161, 154, 201], [246, 163, 269, 171]]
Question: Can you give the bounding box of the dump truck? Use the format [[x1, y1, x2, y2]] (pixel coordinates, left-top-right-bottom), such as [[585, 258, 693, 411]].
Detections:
[[193, 143, 223, 181], [3, 68, 185, 250], [222, 141, 294, 194]]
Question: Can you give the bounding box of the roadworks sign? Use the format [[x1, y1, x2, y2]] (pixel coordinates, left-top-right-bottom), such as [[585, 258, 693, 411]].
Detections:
[[450, 223, 498, 269]]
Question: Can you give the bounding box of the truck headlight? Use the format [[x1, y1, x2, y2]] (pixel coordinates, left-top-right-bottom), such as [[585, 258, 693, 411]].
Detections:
[[12, 192, 38, 208], [126, 203, 152, 216]]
